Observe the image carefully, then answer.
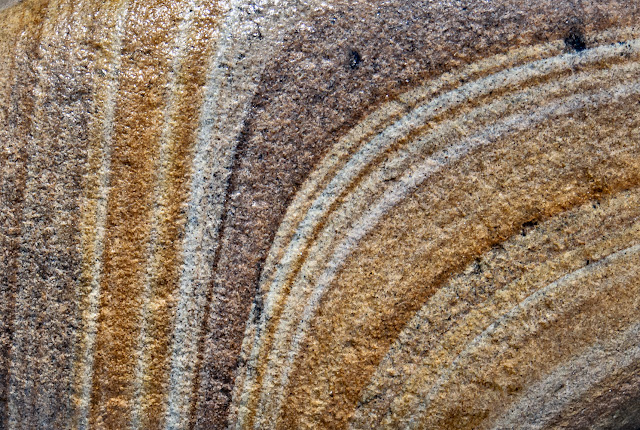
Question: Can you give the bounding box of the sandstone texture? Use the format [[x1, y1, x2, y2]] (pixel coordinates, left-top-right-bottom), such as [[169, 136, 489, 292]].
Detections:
[[1, 0, 640, 429]]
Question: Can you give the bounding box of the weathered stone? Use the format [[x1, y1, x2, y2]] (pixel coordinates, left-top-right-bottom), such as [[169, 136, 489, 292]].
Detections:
[[1, 0, 639, 428]]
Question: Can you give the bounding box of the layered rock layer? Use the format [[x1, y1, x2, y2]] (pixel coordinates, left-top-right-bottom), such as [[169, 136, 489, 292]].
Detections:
[[1, 0, 639, 429]]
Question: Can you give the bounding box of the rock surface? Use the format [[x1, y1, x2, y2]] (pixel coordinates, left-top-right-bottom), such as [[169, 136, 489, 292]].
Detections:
[[1, 0, 640, 429]]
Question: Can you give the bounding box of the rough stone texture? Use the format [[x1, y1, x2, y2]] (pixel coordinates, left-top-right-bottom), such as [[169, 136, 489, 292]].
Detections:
[[1, 0, 640, 429]]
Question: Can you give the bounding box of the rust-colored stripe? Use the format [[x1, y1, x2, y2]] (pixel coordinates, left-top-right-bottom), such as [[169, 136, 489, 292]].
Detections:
[[72, 1, 129, 427], [240, 49, 605, 428], [425, 258, 640, 429], [137, 2, 222, 428], [88, 1, 186, 427]]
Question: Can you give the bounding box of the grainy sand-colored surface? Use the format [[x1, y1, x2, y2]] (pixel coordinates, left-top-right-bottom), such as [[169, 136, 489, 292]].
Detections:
[[1, 1, 640, 429]]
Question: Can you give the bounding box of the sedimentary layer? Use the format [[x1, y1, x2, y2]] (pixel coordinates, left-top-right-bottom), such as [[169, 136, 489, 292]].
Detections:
[[1, 0, 639, 429]]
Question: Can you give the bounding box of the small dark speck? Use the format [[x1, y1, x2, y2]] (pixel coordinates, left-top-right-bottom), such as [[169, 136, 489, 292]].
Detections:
[[521, 219, 539, 236], [472, 259, 482, 275], [349, 49, 362, 70], [564, 30, 587, 52]]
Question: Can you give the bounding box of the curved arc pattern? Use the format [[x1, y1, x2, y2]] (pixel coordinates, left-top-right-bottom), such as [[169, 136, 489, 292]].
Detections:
[[274, 83, 640, 428], [351, 195, 640, 428], [165, 0, 327, 427], [409, 243, 640, 429], [254, 25, 640, 307], [1, 2, 640, 429], [490, 322, 640, 430], [236, 29, 640, 429]]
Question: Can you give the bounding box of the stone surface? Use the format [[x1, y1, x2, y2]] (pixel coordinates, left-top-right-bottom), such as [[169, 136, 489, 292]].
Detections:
[[1, 0, 640, 429]]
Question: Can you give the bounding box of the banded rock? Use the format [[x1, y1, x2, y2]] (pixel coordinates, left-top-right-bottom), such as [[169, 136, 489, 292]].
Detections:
[[1, 0, 640, 429]]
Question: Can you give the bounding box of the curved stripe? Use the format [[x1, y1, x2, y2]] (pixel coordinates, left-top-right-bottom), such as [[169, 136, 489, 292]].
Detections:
[[257, 54, 640, 356], [235, 29, 640, 425], [239, 26, 639, 376], [408, 243, 640, 428], [2, 2, 640, 428], [258, 29, 638, 295], [256, 33, 640, 329], [490, 322, 640, 430], [245, 71, 640, 427], [350, 190, 640, 428], [166, 0, 326, 427]]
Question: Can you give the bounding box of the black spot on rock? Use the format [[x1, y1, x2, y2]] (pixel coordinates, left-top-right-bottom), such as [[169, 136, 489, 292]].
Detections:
[[348, 49, 362, 69], [564, 29, 587, 52], [521, 219, 539, 236]]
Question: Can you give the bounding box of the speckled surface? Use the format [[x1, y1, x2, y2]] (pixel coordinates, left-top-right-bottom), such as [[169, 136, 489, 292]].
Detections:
[[1, 0, 640, 429]]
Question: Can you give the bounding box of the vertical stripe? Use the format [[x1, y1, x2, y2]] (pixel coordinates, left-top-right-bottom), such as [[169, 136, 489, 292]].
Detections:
[[7, 0, 96, 427], [130, 0, 221, 427], [0, 3, 40, 428], [88, 0, 185, 427], [73, 1, 129, 428], [164, 0, 323, 427], [136, 0, 223, 427], [3, 1, 54, 427]]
